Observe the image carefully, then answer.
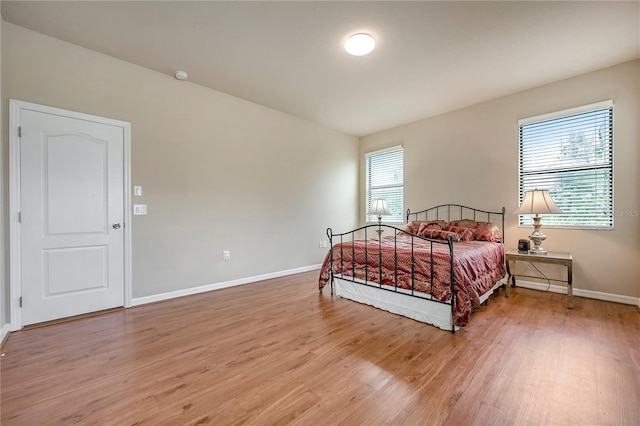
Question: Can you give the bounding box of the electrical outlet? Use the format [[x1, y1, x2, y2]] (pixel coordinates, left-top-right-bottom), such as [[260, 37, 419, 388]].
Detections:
[[319, 240, 328, 248], [133, 204, 147, 215], [223, 250, 231, 261]]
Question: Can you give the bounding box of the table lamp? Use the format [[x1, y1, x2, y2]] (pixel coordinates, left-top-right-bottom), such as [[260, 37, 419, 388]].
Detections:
[[368, 199, 390, 236], [514, 189, 562, 255]]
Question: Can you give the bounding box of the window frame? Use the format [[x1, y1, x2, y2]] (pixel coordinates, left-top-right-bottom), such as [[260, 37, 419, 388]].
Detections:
[[365, 145, 404, 224], [517, 100, 614, 230]]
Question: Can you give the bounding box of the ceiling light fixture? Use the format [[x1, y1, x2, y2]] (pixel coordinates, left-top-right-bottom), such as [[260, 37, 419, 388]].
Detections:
[[344, 33, 375, 56], [174, 70, 189, 81]]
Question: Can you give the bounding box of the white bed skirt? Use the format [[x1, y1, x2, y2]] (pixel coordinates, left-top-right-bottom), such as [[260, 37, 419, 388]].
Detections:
[[334, 277, 458, 331], [333, 277, 505, 332]]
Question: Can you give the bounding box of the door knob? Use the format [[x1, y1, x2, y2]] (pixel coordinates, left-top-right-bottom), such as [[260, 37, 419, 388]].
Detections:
[[112, 223, 121, 229]]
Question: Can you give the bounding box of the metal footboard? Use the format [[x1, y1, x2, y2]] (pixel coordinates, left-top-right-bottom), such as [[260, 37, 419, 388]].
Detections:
[[326, 223, 456, 333], [324, 205, 506, 334]]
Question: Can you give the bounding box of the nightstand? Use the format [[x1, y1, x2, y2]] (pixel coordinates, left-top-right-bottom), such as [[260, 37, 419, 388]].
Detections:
[[505, 249, 573, 308]]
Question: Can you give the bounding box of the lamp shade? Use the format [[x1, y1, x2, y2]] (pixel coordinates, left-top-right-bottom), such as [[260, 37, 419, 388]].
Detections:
[[514, 189, 563, 215], [368, 199, 391, 216]]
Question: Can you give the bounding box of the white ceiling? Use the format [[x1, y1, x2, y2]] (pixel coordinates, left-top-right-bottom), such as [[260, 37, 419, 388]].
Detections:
[[2, 1, 639, 137]]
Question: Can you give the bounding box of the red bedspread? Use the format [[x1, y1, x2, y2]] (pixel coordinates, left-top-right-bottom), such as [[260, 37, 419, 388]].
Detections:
[[318, 235, 505, 327]]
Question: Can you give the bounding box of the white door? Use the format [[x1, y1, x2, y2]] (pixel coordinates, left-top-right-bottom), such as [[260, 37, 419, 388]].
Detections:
[[20, 109, 125, 326]]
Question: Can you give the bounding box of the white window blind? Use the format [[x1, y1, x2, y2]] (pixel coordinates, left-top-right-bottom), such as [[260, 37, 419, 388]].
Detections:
[[365, 146, 403, 223], [518, 101, 613, 228]]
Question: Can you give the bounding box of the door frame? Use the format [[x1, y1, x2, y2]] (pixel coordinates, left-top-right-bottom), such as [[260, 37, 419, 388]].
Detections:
[[9, 100, 132, 331]]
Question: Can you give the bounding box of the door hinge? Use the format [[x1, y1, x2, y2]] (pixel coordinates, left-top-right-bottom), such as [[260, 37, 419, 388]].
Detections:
[[18, 126, 22, 138], [19, 297, 22, 307], [18, 212, 22, 223]]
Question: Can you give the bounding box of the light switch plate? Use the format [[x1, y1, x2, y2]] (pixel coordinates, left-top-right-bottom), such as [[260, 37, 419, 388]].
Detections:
[[134, 186, 142, 196], [133, 204, 147, 215]]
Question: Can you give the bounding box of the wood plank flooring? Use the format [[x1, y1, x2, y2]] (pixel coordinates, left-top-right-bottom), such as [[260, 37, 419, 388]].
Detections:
[[1, 271, 639, 425]]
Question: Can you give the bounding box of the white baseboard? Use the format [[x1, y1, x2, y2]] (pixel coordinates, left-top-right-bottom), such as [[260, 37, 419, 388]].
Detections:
[[515, 279, 640, 307], [1, 323, 11, 347], [131, 264, 322, 306]]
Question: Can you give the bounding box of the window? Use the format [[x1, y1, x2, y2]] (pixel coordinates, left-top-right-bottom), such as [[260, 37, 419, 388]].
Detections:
[[365, 145, 403, 223], [518, 101, 613, 228]]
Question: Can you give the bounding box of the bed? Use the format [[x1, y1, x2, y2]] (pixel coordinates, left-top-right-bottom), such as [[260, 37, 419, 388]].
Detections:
[[318, 204, 506, 333]]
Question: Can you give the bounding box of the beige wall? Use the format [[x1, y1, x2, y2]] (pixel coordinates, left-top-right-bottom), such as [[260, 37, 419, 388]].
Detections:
[[2, 22, 359, 300], [360, 59, 640, 298], [0, 16, 4, 331]]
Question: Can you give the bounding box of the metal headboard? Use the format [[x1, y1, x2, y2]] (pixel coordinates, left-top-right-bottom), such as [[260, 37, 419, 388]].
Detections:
[[406, 204, 505, 243]]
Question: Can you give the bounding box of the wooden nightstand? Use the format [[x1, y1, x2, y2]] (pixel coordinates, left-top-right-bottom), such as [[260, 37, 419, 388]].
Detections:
[[505, 249, 573, 308]]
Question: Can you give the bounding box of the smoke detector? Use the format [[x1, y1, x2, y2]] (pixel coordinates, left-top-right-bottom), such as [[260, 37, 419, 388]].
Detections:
[[174, 70, 189, 81]]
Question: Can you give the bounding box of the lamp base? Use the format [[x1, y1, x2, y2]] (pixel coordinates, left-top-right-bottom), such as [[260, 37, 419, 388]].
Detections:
[[375, 216, 384, 238], [529, 245, 547, 255], [529, 215, 547, 255]]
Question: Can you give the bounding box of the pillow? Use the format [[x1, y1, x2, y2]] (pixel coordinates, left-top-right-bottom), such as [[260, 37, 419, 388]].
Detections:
[[444, 225, 474, 241], [419, 229, 464, 242], [448, 219, 477, 229], [401, 220, 446, 236], [416, 220, 447, 234], [446, 219, 503, 242], [473, 221, 503, 242], [397, 220, 419, 236]]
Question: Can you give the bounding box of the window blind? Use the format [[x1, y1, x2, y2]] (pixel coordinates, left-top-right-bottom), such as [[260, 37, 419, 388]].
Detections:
[[365, 146, 403, 223], [518, 102, 613, 228]]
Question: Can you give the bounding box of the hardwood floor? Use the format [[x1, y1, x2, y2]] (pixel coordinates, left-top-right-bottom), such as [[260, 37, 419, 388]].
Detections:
[[2, 271, 639, 425]]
